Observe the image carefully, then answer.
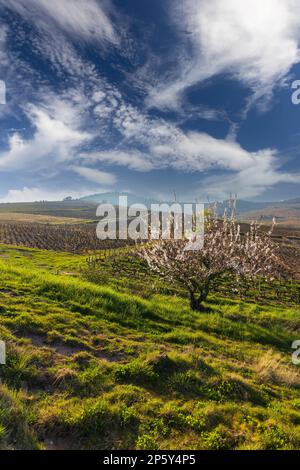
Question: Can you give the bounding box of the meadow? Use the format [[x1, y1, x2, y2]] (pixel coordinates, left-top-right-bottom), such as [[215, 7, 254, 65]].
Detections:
[[0, 243, 299, 450]]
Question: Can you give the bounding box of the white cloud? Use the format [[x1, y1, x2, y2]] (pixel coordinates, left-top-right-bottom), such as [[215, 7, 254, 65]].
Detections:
[[83, 150, 155, 172], [84, 106, 300, 199], [0, 102, 91, 171], [72, 165, 116, 185], [2, 0, 118, 44], [0, 73, 295, 200], [149, 131, 256, 172], [199, 163, 300, 200], [0, 187, 95, 203], [148, 0, 300, 109], [1, 0, 299, 202]]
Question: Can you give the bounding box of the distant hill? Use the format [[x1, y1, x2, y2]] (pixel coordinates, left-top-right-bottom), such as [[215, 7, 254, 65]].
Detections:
[[240, 198, 300, 227], [80, 191, 159, 208], [0, 200, 98, 220], [81, 191, 300, 214], [217, 199, 275, 215], [80, 191, 271, 211]]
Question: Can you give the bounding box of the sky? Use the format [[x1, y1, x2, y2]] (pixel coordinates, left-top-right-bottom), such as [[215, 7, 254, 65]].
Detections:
[[0, 0, 300, 202]]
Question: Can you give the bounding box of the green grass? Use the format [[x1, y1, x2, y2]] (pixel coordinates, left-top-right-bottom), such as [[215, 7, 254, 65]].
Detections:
[[0, 244, 87, 274], [0, 245, 299, 449]]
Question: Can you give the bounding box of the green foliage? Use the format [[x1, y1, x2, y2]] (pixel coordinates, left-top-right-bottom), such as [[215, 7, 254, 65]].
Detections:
[[114, 360, 158, 386], [136, 433, 159, 450], [0, 246, 299, 450], [0, 384, 39, 449], [201, 425, 236, 450]]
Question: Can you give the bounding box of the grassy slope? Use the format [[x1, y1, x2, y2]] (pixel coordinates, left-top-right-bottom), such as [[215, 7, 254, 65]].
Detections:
[[0, 246, 299, 450]]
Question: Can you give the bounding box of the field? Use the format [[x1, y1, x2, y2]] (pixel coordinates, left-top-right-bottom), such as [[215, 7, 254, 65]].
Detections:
[[0, 244, 299, 450], [0, 201, 99, 220], [0, 213, 87, 225], [0, 223, 131, 253], [243, 202, 300, 229], [0, 205, 299, 450]]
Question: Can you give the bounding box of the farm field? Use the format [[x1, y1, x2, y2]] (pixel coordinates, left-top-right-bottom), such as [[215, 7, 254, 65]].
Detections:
[[0, 218, 299, 277], [0, 213, 88, 225], [0, 222, 131, 253], [0, 243, 299, 450], [0, 201, 99, 220]]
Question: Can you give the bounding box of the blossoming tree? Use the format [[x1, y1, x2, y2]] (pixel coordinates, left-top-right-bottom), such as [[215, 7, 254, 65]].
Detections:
[[139, 202, 287, 312]]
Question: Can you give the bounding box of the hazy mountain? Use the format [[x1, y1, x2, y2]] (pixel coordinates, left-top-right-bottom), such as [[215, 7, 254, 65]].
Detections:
[[80, 192, 297, 212], [239, 198, 300, 227], [80, 192, 300, 227], [80, 192, 163, 208]]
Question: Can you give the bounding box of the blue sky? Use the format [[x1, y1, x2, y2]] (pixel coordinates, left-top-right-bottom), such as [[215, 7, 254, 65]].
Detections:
[[0, 0, 300, 202]]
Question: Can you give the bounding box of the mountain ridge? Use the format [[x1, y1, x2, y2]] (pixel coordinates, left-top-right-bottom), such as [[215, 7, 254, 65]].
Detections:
[[80, 191, 300, 214]]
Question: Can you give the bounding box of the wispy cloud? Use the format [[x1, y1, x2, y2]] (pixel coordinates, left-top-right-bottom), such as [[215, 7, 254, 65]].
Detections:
[[72, 165, 116, 185], [0, 96, 92, 171], [82, 150, 154, 172], [199, 161, 300, 200], [83, 104, 300, 199], [1, 0, 299, 202], [1, 0, 118, 44], [148, 0, 300, 110]]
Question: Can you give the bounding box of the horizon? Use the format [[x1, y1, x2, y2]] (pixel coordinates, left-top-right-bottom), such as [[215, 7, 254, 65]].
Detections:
[[0, 189, 299, 206]]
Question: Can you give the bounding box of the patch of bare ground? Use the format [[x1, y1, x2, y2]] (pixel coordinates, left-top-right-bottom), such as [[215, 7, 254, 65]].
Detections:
[[0, 288, 21, 297], [59, 272, 79, 277], [24, 332, 123, 362], [254, 350, 300, 388], [43, 437, 73, 450], [93, 349, 124, 362]]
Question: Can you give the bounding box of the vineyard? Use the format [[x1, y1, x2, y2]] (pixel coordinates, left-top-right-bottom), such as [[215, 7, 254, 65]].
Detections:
[[0, 222, 130, 253], [0, 219, 299, 267]]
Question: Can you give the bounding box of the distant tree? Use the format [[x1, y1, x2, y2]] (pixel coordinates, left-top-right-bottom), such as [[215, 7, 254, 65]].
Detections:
[[139, 201, 287, 312]]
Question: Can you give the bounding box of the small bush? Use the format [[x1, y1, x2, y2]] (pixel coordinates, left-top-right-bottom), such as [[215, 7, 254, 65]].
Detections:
[[167, 371, 202, 395], [259, 424, 287, 450], [201, 425, 236, 450], [136, 434, 158, 450], [114, 360, 158, 386]]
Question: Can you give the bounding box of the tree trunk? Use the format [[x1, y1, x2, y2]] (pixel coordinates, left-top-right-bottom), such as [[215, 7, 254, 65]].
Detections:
[[190, 294, 205, 311], [189, 285, 210, 312]]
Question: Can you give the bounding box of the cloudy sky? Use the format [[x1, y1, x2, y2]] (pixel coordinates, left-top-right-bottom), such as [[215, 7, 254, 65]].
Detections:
[[1, 0, 300, 202]]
